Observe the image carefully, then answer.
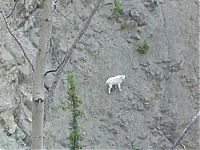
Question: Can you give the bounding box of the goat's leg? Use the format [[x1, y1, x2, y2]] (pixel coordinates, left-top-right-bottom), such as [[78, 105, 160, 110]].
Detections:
[[108, 84, 112, 94], [118, 83, 121, 91]]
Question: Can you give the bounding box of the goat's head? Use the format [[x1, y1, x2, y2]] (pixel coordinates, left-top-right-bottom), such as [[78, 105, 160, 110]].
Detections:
[[120, 75, 125, 80]]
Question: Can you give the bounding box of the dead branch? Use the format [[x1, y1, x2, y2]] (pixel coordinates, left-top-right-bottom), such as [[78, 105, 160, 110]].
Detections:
[[7, 0, 18, 18], [50, 38, 61, 65], [43, 38, 61, 76], [47, 0, 104, 98], [0, 11, 34, 71], [170, 111, 200, 150], [44, 67, 59, 76], [55, 8, 78, 30]]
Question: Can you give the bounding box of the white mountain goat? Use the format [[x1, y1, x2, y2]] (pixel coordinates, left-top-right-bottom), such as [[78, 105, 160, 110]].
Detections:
[[105, 75, 125, 94]]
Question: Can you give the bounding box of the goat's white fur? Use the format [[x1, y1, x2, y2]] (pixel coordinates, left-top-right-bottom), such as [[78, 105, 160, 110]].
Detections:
[[105, 75, 125, 94]]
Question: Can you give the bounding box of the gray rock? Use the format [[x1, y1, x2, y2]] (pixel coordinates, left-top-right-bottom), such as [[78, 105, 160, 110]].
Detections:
[[122, 2, 147, 26], [0, 129, 25, 149], [134, 34, 141, 40], [0, 97, 11, 113], [0, 109, 17, 134]]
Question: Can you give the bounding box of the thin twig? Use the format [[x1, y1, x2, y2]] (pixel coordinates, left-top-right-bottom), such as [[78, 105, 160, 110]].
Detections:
[[0, 11, 34, 71], [170, 111, 200, 150], [44, 38, 61, 75], [7, 0, 18, 18], [50, 38, 61, 65], [47, 0, 104, 98], [180, 143, 186, 150], [55, 8, 79, 30], [44, 67, 59, 76]]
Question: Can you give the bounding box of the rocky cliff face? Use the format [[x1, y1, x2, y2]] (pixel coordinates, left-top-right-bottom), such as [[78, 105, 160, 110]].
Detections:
[[0, 0, 199, 149]]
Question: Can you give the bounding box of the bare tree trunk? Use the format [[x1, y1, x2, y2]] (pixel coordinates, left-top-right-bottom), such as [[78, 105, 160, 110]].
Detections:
[[32, 0, 52, 149]]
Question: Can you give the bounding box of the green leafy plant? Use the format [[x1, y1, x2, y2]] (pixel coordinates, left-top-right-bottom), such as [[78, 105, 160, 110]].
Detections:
[[58, 100, 67, 111], [107, 0, 123, 19], [120, 22, 128, 30], [107, 111, 114, 118], [67, 72, 84, 150], [137, 40, 150, 54], [114, 0, 123, 12], [107, 14, 119, 19]]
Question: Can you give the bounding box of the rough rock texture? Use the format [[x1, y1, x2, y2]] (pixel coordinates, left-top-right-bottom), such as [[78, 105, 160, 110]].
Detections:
[[0, 0, 199, 149]]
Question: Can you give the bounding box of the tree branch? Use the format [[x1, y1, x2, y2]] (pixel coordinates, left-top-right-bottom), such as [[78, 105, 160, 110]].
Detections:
[[44, 39, 62, 76], [6, 0, 18, 18], [55, 8, 78, 30], [50, 38, 61, 65], [0, 11, 34, 71], [170, 111, 200, 150], [48, 0, 104, 98]]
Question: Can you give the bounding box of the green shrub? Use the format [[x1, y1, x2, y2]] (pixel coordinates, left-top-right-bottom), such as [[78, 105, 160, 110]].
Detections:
[[114, 0, 123, 12], [137, 40, 149, 54], [58, 100, 67, 111], [67, 72, 84, 150], [107, 0, 123, 19], [120, 22, 128, 30], [107, 111, 114, 118], [107, 14, 119, 19]]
